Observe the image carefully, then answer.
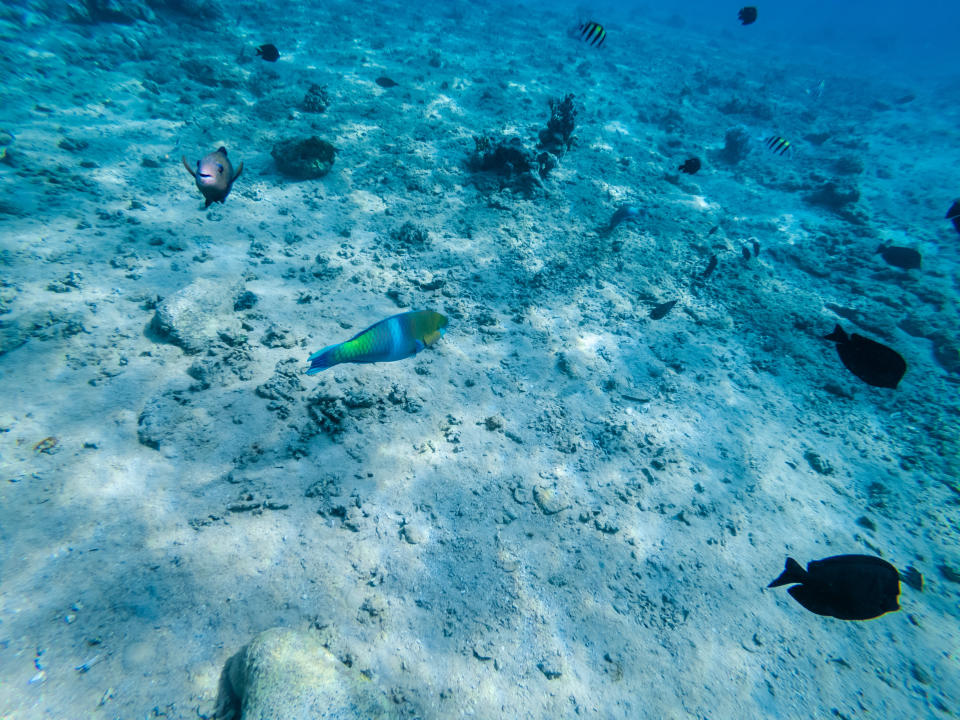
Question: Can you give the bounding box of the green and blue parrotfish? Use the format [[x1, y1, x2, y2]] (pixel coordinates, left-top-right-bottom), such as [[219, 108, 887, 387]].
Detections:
[[306, 310, 448, 374]]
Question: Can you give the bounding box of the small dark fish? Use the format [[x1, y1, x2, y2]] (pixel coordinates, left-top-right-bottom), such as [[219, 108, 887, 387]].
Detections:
[[752, 240, 760, 256], [678, 157, 701, 175], [649, 300, 678, 320], [256, 44, 279, 62], [825, 324, 906, 389], [764, 135, 792, 156], [738, 6, 758, 25], [578, 21, 606, 47], [876, 244, 921, 270], [707, 225, 719, 236], [741, 246, 751, 260], [702, 254, 718, 278], [375, 76, 398, 88], [946, 200, 960, 235], [893, 93, 915, 105], [605, 205, 640, 233], [768, 555, 900, 621]]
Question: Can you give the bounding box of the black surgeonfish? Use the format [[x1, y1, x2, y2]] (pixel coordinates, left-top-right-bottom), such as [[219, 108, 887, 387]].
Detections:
[[764, 136, 792, 155], [738, 6, 758, 25], [825, 325, 906, 389], [579, 21, 606, 47], [702, 254, 718, 278], [768, 555, 900, 620], [678, 157, 701, 174], [876, 244, 921, 270], [256, 44, 279, 62], [376, 76, 398, 88], [649, 300, 677, 320], [947, 200, 960, 235]]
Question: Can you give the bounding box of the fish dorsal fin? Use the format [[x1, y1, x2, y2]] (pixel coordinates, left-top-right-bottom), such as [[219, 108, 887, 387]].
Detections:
[[825, 325, 847, 343], [217, 146, 227, 155], [768, 557, 807, 588]]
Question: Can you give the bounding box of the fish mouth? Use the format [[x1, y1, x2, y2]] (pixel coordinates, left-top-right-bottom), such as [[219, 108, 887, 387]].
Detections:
[[198, 172, 213, 178]]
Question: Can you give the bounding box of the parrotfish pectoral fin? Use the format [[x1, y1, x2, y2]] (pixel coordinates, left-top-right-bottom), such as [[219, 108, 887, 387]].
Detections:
[[421, 330, 444, 346], [413, 339, 426, 353], [231, 160, 244, 184], [768, 557, 807, 588], [181, 156, 196, 178]]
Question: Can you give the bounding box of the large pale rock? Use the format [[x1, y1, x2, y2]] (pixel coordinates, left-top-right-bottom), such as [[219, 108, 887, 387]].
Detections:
[[150, 278, 243, 355], [218, 628, 396, 720]]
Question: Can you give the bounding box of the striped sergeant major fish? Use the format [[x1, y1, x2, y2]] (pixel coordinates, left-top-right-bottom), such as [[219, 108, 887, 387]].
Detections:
[[306, 310, 448, 374], [764, 136, 792, 156], [579, 21, 606, 47]]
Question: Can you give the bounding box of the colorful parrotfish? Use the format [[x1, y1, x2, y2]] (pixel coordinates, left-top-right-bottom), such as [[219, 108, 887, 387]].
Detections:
[[306, 310, 448, 374]]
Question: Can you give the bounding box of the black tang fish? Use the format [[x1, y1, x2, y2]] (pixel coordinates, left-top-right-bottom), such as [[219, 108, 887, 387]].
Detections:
[[181, 146, 243, 208], [947, 200, 960, 235], [876, 244, 921, 270], [768, 555, 901, 620], [741, 246, 751, 260], [738, 6, 758, 25], [702, 254, 718, 278], [678, 157, 701, 174], [649, 299, 678, 320], [825, 324, 906, 389], [375, 76, 398, 88], [579, 21, 606, 47], [256, 44, 279, 62], [764, 136, 792, 155]]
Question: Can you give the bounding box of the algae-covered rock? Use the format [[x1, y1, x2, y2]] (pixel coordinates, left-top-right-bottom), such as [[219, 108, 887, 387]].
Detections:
[[150, 278, 243, 354], [217, 627, 397, 720], [271, 136, 336, 180]]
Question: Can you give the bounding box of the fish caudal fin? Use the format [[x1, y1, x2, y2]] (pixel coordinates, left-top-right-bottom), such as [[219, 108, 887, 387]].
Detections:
[[306, 343, 343, 374], [824, 325, 848, 343], [768, 557, 807, 588]]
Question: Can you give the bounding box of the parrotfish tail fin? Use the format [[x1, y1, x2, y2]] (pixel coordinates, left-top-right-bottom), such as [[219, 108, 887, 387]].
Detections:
[[768, 557, 807, 588], [232, 160, 244, 184], [824, 325, 848, 343], [181, 156, 196, 178], [306, 343, 342, 374]]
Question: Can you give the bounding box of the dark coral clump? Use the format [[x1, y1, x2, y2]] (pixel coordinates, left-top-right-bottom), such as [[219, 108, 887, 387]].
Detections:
[[538, 93, 577, 155], [803, 180, 860, 213], [271, 136, 335, 180], [301, 84, 330, 114], [469, 135, 557, 196], [717, 126, 751, 165], [392, 221, 430, 248]]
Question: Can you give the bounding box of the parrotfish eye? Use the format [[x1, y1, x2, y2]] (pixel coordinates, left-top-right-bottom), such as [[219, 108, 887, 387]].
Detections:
[[217, 163, 224, 174]]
